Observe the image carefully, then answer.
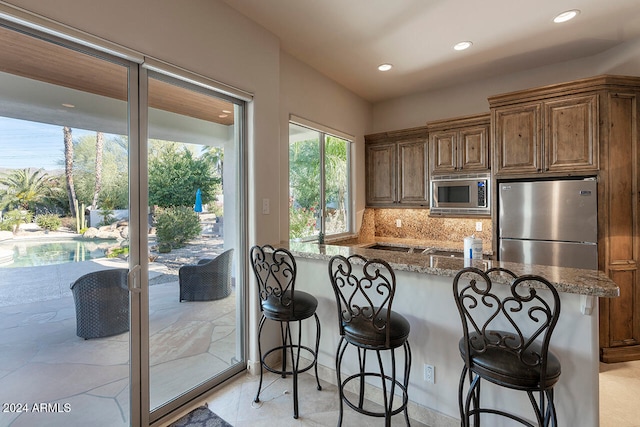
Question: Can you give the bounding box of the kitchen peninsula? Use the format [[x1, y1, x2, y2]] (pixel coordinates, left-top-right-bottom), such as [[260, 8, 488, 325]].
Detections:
[[282, 240, 619, 427]]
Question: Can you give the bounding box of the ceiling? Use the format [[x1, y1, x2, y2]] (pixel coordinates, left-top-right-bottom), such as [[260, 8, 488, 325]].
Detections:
[[0, 25, 235, 127], [221, 0, 640, 102]]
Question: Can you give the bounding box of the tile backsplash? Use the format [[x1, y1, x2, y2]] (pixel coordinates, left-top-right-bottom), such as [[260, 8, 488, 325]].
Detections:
[[359, 208, 492, 251]]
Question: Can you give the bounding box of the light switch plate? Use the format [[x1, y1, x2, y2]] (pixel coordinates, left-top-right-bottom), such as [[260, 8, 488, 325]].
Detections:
[[262, 198, 270, 215]]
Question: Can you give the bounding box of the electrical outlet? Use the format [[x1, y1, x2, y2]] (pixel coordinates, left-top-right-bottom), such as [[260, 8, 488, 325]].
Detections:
[[475, 221, 483, 232], [424, 364, 435, 384], [262, 198, 270, 215], [396, 219, 402, 227]]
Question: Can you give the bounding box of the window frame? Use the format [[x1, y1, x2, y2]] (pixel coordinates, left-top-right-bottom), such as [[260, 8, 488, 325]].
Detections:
[[288, 116, 353, 241]]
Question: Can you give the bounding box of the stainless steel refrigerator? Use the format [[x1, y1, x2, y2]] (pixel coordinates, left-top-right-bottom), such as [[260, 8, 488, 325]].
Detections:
[[498, 178, 598, 270]]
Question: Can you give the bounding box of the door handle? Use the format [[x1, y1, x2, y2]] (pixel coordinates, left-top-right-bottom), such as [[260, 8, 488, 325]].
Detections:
[[128, 264, 142, 294]]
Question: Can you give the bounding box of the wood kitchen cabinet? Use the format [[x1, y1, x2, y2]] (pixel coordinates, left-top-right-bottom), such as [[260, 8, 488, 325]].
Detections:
[[491, 93, 598, 176], [599, 85, 640, 363], [489, 75, 640, 362], [427, 113, 490, 175], [365, 127, 428, 207]]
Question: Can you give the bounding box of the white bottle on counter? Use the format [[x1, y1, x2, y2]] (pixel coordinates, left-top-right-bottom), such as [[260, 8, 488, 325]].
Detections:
[[463, 235, 483, 259]]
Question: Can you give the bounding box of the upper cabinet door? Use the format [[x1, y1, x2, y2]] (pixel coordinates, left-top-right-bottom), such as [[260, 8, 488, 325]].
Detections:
[[429, 131, 457, 174], [398, 139, 428, 205], [493, 102, 542, 175], [427, 113, 490, 176], [365, 142, 397, 205], [365, 127, 428, 207], [544, 94, 598, 173], [459, 125, 489, 171]]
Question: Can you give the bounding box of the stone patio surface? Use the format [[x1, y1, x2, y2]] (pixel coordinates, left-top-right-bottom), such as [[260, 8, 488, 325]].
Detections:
[[0, 234, 238, 427]]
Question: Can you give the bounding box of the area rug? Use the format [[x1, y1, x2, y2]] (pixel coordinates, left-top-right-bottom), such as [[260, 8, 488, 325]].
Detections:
[[169, 405, 233, 427]]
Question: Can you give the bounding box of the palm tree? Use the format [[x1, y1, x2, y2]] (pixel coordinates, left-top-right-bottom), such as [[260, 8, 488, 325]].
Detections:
[[64, 126, 77, 217], [91, 131, 104, 209], [0, 168, 51, 211], [201, 146, 224, 181]]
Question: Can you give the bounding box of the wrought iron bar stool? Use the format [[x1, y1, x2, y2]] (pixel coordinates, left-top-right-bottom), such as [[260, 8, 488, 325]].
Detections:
[[453, 267, 562, 427], [249, 245, 322, 419], [328, 254, 411, 427]]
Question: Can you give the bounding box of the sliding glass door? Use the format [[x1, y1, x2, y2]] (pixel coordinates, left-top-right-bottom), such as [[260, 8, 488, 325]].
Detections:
[[0, 24, 134, 426], [146, 72, 246, 422], [0, 21, 247, 427]]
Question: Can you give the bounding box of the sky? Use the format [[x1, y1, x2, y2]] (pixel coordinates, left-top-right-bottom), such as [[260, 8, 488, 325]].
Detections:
[[0, 116, 95, 171]]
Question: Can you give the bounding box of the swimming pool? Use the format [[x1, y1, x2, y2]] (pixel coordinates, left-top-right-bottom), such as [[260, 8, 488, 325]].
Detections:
[[0, 239, 120, 268]]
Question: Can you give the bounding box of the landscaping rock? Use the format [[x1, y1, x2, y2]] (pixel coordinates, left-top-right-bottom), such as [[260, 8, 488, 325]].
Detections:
[[83, 227, 99, 238]]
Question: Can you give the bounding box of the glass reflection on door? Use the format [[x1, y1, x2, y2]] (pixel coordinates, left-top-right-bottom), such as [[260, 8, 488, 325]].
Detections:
[[147, 75, 243, 414], [0, 26, 132, 426]]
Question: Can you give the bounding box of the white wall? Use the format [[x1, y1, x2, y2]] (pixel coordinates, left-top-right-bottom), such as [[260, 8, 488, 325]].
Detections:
[[372, 36, 640, 132], [279, 52, 372, 242]]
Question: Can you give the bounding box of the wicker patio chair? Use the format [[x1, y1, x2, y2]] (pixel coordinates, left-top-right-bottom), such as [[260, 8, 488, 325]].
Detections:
[[70, 268, 130, 339], [179, 248, 234, 302]]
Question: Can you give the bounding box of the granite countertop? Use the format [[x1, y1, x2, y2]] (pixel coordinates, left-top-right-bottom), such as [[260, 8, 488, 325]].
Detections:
[[280, 240, 619, 298]]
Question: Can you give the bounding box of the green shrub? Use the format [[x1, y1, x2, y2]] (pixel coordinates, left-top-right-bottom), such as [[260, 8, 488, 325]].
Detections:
[[157, 242, 172, 253], [107, 246, 129, 258], [0, 209, 33, 233], [289, 203, 317, 240], [155, 206, 201, 249], [98, 209, 116, 226], [36, 213, 62, 231]]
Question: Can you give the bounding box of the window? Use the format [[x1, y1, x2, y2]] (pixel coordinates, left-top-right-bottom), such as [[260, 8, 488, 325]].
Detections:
[[289, 119, 351, 241]]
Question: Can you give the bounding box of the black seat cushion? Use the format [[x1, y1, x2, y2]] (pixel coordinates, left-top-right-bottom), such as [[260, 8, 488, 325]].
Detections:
[[343, 308, 410, 350], [262, 290, 318, 322], [459, 331, 561, 390]]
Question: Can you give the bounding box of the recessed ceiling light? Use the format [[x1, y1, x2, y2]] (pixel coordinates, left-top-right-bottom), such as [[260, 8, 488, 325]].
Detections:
[[378, 63, 393, 72], [222, 110, 232, 114], [61, 103, 75, 108], [218, 114, 228, 118], [453, 41, 473, 51], [553, 9, 580, 23]]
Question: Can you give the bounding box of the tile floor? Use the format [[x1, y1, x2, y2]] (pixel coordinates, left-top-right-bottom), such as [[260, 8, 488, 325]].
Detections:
[[204, 371, 428, 427], [200, 360, 640, 427], [599, 360, 640, 427]]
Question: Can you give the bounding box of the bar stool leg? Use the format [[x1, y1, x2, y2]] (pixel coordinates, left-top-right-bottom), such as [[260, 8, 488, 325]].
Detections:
[[460, 371, 480, 427], [374, 349, 391, 427], [290, 320, 300, 419], [358, 348, 367, 409], [280, 321, 289, 379], [336, 337, 347, 427], [254, 315, 267, 404], [403, 341, 412, 426], [458, 367, 466, 427], [313, 313, 322, 391]]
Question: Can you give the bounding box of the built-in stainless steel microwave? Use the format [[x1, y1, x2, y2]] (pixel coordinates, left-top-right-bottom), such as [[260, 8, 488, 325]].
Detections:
[[430, 173, 490, 216]]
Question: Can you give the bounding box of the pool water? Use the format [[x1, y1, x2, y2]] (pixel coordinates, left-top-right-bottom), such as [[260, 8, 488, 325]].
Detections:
[[0, 239, 119, 268]]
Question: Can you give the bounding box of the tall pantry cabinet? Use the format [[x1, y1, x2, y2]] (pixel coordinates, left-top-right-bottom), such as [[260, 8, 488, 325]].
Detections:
[[600, 82, 640, 362], [489, 75, 640, 363]]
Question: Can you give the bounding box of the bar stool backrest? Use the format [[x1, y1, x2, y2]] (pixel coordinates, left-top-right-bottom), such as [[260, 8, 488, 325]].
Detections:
[[250, 245, 297, 310], [453, 267, 561, 387], [328, 254, 397, 348]]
